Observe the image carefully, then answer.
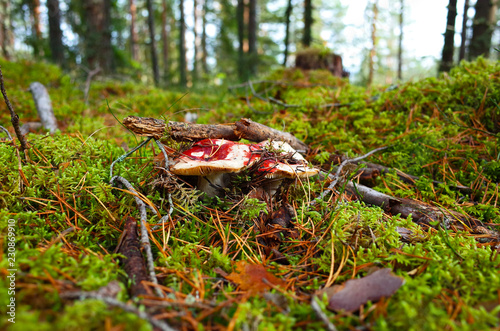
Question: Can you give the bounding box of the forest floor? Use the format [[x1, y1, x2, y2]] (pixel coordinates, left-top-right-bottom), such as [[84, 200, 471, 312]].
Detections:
[[0, 58, 499, 330]]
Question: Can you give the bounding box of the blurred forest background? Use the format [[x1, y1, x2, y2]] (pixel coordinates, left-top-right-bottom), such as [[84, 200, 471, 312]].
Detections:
[[0, 0, 498, 87]]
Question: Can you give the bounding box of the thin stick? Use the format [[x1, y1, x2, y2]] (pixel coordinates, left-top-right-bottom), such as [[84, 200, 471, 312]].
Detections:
[[110, 137, 152, 179], [310, 296, 338, 331], [0, 125, 12, 140], [110, 175, 164, 298], [313, 146, 388, 205], [61, 291, 176, 331], [0, 65, 29, 155], [154, 139, 174, 227]]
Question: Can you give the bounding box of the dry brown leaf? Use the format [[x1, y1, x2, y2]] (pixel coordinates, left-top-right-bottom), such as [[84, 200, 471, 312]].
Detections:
[[225, 261, 286, 294], [326, 268, 404, 312]]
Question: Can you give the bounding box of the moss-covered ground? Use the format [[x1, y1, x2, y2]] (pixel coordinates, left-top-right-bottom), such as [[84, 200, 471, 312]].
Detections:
[[0, 57, 499, 330]]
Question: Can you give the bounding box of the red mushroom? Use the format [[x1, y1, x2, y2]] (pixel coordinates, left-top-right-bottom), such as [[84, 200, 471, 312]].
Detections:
[[170, 138, 318, 197]]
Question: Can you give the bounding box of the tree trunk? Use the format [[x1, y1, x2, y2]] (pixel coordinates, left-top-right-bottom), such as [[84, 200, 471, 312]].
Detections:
[[47, 0, 65, 67], [161, 0, 169, 85], [28, 0, 43, 57], [193, 0, 199, 83], [82, 0, 113, 73], [439, 0, 458, 72], [368, 0, 378, 87], [179, 0, 188, 87], [283, 0, 293, 66], [469, 0, 497, 59], [237, 0, 246, 81], [201, 0, 209, 75], [102, 0, 113, 72], [397, 0, 403, 80], [302, 0, 313, 47], [129, 0, 139, 61], [1, 0, 13, 60], [248, 0, 257, 76], [459, 0, 470, 61], [146, 0, 160, 86]]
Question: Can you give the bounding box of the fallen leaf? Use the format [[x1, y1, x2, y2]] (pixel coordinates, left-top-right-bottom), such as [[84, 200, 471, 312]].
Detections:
[[326, 268, 404, 312], [225, 261, 286, 294]]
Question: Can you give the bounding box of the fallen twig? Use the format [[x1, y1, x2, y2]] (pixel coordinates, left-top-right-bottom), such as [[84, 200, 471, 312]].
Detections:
[[122, 116, 309, 153], [311, 296, 338, 331], [0, 125, 12, 140], [61, 291, 176, 331], [110, 175, 164, 298], [313, 146, 388, 204], [345, 181, 489, 232]]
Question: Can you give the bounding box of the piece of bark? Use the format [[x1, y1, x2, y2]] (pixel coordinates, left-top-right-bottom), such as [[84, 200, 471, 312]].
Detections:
[[346, 181, 483, 231], [29, 82, 58, 133], [122, 116, 238, 141], [117, 217, 152, 297], [122, 116, 309, 153]]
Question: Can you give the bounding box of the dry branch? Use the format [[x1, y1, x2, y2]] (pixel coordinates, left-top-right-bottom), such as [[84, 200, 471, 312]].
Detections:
[[346, 181, 485, 231], [122, 115, 309, 152]]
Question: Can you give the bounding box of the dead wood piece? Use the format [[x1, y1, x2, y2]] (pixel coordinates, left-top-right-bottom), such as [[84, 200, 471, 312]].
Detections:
[[118, 217, 151, 298], [329, 156, 473, 194], [122, 115, 239, 141], [234, 118, 309, 153], [122, 116, 309, 153], [346, 181, 483, 230], [122, 116, 166, 140], [29, 82, 58, 133], [168, 120, 238, 141]]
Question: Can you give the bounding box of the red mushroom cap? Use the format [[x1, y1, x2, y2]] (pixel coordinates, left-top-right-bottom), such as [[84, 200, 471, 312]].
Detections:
[[170, 139, 260, 176]]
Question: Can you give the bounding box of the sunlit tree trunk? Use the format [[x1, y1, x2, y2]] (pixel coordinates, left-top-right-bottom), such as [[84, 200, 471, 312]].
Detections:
[[47, 0, 64, 67], [439, 0, 457, 72], [179, 0, 187, 86], [201, 0, 209, 75], [458, 0, 470, 61], [469, 0, 498, 59], [146, 0, 160, 86], [283, 0, 292, 66], [129, 0, 139, 61], [302, 0, 312, 47], [161, 0, 170, 85], [248, 0, 257, 75], [397, 0, 403, 80], [368, 0, 378, 86]]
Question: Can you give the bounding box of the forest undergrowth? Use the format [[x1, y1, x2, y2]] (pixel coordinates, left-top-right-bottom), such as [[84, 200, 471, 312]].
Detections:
[[0, 57, 499, 330]]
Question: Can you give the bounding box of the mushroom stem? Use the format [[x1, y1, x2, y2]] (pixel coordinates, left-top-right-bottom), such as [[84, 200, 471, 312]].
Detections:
[[198, 173, 229, 197]]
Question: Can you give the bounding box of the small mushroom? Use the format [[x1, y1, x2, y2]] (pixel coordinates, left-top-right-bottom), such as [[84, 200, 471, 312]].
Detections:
[[170, 139, 259, 196], [254, 142, 319, 196]]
